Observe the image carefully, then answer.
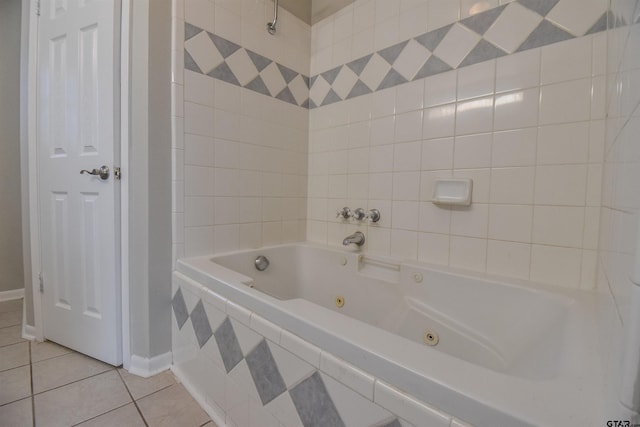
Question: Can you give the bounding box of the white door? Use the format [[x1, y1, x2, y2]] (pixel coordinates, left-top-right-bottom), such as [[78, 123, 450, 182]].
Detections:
[[37, 0, 122, 365]]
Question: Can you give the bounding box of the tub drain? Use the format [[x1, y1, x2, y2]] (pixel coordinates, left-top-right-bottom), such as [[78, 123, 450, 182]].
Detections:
[[335, 296, 345, 308], [424, 330, 439, 346]]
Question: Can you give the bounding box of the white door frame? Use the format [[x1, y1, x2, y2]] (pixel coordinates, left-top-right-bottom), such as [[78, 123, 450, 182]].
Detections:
[[23, 0, 132, 369]]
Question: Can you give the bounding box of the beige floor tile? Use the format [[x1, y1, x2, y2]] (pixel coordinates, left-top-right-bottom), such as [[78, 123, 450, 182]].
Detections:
[[118, 368, 176, 400], [32, 351, 113, 394], [0, 342, 30, 372], [0, 311, 22, 328], [0, 325, 27, 348], [34, 370, 132, 427], [0, 397, 33, 427], [30, 340, 73, 363], [137, 383, 210, 427], [202, 422, 219, 426], [0, 300, 23, 313], [0, 365, 31, 406], [75, 403, 146, 427]]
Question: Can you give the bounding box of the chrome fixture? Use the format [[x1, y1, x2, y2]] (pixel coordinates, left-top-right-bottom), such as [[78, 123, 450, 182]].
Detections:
[[80, 165, 110, 180], [343, 231, 365, 247], [367, 209, 381, 223], [267, 0, 279, 35], [255, 255, 270, 271], [336, 207, 352, 220], [352, 208, 366, 221]]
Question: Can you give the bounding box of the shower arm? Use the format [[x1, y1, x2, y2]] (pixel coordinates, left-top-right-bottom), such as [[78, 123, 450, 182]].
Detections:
[[267, 0, 279, 35]]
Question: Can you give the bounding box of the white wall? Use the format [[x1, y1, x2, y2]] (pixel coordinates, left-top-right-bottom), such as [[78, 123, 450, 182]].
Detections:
[[307, 0, 608, 290], [0, 0, 25, 295]]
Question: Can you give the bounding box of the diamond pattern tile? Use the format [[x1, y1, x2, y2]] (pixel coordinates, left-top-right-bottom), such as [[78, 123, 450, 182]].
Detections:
[[245, 340, 287, 405], [189, 300, 213, 349], [332, 67, 359, 99], [172, 289, 189, 330], [184, 31, 224, 74], [483, 3, 543, 53], [289, 372, 345, 427], [213, 317, 244, 373], [184, 0, 608, 110]]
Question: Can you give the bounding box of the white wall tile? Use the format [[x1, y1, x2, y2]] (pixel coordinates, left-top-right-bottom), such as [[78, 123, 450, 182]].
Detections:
[[539, 78, 592, 125], [486, 240, 531, 279], [534, 165, 588, 206], [530, 245, 582, 288], [449, 236, 487, 272], [532, 206, 585, 248], [490, 167, 535, 204]]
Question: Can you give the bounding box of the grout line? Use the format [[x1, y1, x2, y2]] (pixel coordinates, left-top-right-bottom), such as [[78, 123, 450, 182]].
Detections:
[[31, 367, 116, 397], [29, 340, 35, 427], [68, 402, 132, 427]]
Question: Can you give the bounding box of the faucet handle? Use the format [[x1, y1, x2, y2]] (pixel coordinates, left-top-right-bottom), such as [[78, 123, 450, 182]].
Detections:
[[366, 209, 381, 223], [336, 207, 352, 219], [353, 208, 366, 221]]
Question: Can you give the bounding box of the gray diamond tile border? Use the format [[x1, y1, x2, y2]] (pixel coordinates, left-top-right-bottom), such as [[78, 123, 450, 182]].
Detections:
[[190, 300, 213, 348], [183, 0, 609, 110], [245, 340, 287, 405], [172, 288, 189, 330], [290, 372, 346, 427], [213, 317, 244, 373]]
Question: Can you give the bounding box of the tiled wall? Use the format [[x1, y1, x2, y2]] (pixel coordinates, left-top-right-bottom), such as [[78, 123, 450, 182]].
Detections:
[[172, 0, 310, 261], [307, 0, 609, 289], [172, 276, 471, 427], [599, 0, 640, 363]]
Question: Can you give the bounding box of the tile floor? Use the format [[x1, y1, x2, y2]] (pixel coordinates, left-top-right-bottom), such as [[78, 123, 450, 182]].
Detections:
[[0, 299, 218, 427]]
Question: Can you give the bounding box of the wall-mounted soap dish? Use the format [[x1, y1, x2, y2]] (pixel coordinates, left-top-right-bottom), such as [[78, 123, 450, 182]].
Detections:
[[432, 178, 473, 207]]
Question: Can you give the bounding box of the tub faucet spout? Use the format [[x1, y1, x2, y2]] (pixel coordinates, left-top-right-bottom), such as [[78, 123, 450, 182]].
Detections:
[[343, 231, 365, 247]]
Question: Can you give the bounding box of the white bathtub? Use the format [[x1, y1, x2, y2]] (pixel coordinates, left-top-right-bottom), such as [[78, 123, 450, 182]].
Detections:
[[174, 243, 605, 426]]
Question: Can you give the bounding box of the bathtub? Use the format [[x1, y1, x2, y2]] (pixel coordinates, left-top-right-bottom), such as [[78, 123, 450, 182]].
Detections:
[[173, 243, 604, 427]]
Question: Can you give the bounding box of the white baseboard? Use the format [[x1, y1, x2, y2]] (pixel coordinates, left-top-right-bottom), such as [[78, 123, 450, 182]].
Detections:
[[0, 288, 25, 302], [127, 351, 173, 378], [172, 364, 227, 426], [22, 323, 37, 341]]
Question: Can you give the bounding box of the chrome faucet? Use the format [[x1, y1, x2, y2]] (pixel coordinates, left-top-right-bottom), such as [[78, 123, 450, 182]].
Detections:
[[343, 231, 365, 247]]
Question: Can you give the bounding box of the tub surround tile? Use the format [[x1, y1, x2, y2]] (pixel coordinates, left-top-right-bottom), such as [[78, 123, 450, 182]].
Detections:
[[290, 371, 346, 427], [182, 0, 607, 112], [245, 340, 287, 405], [190, 300, 214, 348], [249, 313, 281, 344], [280, 330, 322, 368], [320, 351, 375, 400], [373, 381, 451, 427], [172, 288, 190, 330], [213, 317, 244, 373]]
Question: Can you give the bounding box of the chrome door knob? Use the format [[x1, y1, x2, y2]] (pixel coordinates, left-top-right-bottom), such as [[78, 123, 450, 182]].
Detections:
[[80, 165, 110, 180]]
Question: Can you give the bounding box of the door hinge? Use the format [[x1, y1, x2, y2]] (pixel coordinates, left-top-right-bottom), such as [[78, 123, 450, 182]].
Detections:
[[36, 0, 41, 16], [39, 273, 44, 293], [114, 167, 121, 180]]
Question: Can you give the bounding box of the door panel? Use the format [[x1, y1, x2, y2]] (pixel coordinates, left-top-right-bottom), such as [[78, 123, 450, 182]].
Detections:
[[37, 0, 121, 365]]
